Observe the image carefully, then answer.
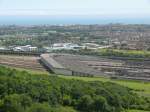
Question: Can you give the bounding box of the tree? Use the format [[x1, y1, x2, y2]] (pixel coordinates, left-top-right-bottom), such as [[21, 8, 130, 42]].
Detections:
[[93, 96, 109, 112], [0, 94, 32, 112], [63, 95, 72, 106], [27, 103, 52, 112], [77, 95, 93, 112]]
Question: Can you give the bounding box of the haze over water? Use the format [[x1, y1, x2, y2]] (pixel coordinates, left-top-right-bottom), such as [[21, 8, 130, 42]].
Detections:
[[0, 16, 150, 25]]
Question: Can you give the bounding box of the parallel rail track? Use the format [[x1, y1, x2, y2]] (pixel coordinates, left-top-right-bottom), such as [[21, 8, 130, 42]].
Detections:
[[0, 55, 47, 71]]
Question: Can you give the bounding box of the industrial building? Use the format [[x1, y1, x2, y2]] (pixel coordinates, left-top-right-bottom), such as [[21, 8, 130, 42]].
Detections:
[[52, 43, 80, 50], [41, 53, 106, 76]]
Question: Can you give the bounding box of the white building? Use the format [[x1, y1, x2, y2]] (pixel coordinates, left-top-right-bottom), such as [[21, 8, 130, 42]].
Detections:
[[52, 43, 79, 50], [13, 45, 38, 52]]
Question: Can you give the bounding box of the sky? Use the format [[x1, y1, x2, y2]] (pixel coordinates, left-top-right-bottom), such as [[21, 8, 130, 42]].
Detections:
[[0, 0, 150, 18]]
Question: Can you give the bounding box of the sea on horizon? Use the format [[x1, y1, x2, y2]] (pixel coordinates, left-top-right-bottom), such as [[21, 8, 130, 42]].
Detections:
[[0, 16, 149, 25]]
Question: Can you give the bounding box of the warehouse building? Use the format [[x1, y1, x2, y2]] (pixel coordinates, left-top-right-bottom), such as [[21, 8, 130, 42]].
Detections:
[[40, 53, 106, 76], [41, 54, 72, 75]]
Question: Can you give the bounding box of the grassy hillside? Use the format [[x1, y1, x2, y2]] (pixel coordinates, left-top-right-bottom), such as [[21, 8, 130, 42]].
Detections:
[[59, 75, 150, 98], [59, 76, 150, 112], [0, 66, 150, 112]]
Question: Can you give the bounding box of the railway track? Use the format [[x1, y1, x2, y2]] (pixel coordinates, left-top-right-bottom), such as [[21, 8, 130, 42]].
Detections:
[[0, 55, 47, 72]]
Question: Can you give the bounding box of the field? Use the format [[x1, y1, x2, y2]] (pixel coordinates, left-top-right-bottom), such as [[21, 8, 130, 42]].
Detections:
[[126, 110, 150, 112], [99, 49, 150, 58]]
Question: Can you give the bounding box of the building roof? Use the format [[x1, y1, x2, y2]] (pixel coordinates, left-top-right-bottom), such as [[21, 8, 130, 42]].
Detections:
[[41, 54, 65, 69]]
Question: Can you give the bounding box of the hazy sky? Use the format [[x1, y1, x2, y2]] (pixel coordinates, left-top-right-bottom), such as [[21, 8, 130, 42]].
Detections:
[[0, 0, 150, 17]]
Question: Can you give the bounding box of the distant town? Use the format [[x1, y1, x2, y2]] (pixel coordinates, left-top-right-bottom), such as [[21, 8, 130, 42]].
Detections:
[[0, 24, 150, 52]]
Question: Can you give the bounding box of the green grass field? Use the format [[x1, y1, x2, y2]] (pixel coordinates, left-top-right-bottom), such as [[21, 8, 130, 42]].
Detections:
[[126, 110, 150, 112], [1, 65, 49, 75], [99, 49, 150, 58], [14, 67, 49, 75]]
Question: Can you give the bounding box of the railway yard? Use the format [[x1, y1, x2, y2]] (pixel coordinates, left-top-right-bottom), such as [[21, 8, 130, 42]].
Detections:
[[0, 53, 150, 81], [41, 53, 150, 81]]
